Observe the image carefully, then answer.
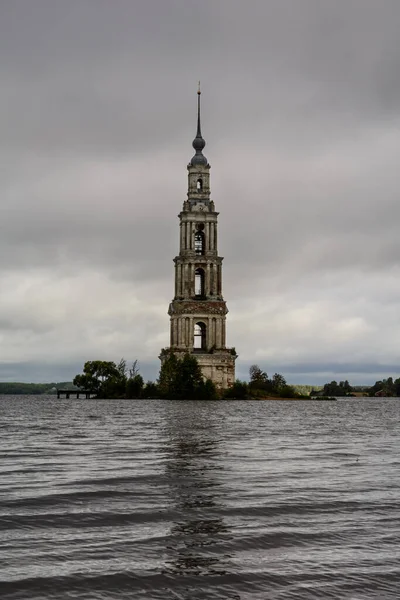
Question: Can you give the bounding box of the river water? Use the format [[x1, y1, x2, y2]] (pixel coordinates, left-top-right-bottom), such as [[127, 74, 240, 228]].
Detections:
[[0, 396, 399, 599]]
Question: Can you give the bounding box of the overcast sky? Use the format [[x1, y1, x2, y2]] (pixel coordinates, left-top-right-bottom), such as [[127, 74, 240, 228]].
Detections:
[[1, 0, 400, 385]]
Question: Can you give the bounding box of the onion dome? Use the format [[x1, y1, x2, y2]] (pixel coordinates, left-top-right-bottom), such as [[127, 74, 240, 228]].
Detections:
[[190, 83, 208, 166]]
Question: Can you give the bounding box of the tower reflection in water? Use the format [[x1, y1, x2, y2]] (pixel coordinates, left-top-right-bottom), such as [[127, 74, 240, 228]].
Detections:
[[163, 402, 232, 578]]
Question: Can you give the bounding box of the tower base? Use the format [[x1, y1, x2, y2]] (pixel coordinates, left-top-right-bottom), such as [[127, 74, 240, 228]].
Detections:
[[194, 350, 236, 389], [160, 348, 236, 390]]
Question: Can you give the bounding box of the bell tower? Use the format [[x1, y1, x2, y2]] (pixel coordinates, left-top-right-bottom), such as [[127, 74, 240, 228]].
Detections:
[[160, 85, 236, 389]]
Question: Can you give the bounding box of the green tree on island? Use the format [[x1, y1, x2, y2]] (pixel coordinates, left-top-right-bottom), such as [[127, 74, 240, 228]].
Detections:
[[368, 377, 398, 397], [247, 364, 297, 398], [73, 359, 145, 399], [158, 352, 217, 400], [223, 379, 248, 399], [72, 354, 217, 400], [73, 360, 121, 397], [125, 360, 144, 398], [249, 364, 270, 389], [322, 380, 353, 397]]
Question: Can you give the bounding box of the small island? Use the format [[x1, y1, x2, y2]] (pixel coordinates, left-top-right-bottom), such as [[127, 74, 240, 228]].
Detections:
[[63, 357, 327, 401]]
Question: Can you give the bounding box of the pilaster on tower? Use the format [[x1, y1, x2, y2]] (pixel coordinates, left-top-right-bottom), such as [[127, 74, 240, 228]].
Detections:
[[160, 86, 236, 390]]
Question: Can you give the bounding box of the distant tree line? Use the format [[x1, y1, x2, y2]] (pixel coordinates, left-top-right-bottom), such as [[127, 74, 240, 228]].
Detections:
[[312, 377, 400, 397], [0, 381, 73, 395], [225, 364, 306, 399], [292, 384, 322, 395], [368, 377, 400, 397], [321, 380, 353, 397]]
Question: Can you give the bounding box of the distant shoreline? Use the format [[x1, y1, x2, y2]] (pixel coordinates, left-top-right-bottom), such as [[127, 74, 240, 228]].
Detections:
[[254, 396, 337, 401]]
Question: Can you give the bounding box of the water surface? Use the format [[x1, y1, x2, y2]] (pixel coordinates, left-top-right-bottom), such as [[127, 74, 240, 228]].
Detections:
[[1, 397, 399, 599]]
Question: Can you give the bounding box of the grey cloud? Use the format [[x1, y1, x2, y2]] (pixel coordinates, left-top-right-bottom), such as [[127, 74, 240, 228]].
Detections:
[[2, 1, 400, 158], [2, 1, 400, 384]]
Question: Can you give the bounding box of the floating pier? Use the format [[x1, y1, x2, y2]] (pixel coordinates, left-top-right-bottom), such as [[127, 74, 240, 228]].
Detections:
[[56, 389, 94, 399]]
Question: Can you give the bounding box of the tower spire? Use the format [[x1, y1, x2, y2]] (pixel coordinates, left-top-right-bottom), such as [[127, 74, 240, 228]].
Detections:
[[191, 82, 207, 165], [197, 81, 202, 137]]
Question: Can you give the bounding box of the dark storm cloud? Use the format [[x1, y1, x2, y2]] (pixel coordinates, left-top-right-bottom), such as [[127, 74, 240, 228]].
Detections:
[[1, 0, 400, 384]]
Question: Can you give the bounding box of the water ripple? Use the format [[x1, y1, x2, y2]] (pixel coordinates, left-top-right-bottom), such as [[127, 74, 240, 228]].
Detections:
[[0, 397, 399, 599]]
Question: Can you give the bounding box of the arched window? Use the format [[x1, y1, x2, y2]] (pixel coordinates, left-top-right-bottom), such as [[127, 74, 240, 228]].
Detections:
[[195, 268, 205, 297], [197, 178, 203, 192], [195, 230, 205, 255], [194, 322, 206, 350]]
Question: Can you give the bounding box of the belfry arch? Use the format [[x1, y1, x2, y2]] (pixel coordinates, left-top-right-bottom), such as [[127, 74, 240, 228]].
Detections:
[[195, 268, 205, 297], [194, 228, 205, 255], [194, 322, 206, 351]]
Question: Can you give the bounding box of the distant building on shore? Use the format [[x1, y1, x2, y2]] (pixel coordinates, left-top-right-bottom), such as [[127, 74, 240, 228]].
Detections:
[[160, 86, 236, 389]]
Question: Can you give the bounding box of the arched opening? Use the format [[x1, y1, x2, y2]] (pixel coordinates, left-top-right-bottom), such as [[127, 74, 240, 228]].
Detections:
[[195, 225, 205, 255], [194, 322, 206, 351], [196, 178, 203, 192], [195, 268, 205, 297]]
